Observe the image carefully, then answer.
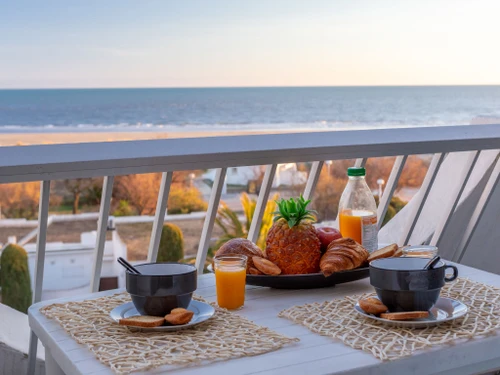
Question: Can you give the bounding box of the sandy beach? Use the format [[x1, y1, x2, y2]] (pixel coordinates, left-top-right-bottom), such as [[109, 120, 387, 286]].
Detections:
[[0, 129, 302, 147]]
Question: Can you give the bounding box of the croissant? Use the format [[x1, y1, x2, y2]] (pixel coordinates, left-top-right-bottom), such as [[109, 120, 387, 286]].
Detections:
[[320, 238, 369, 277]]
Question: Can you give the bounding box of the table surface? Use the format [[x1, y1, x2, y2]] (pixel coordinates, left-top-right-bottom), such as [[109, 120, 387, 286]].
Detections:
[[29, 262, 500, 375]]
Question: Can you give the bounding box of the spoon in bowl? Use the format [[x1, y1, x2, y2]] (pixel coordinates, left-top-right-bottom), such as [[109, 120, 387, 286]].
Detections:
[[117, 257, 141, 275], [423, 255, 441, 270]]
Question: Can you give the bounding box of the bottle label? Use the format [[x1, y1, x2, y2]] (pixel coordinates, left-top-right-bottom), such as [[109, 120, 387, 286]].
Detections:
[[361, 215, 378, 253]]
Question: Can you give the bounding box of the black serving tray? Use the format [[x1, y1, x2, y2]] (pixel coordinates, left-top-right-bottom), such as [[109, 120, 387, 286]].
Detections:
[[246, 267, 369, 289]]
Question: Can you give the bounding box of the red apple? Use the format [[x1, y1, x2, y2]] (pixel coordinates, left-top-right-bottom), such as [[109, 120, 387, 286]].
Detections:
[[316, 227, 342, 252]]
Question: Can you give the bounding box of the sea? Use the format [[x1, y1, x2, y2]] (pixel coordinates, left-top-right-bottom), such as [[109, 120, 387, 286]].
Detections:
[[0, 86, 499, 132]]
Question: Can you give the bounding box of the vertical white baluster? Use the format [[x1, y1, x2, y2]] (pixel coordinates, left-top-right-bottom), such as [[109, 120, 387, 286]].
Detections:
[[399, 153, 446, 246], [90, 176, 114, 293], [195, 168, 227, 274], [430, 151, 480, 246], [247, 164, 277, 244], [147, 172, 173, 262], [303, 161, 324, 200], [377, 155, 407, 229], [454, 155, 500, 263], [27, 180, 51, 375], [354, 158, 367, 168]]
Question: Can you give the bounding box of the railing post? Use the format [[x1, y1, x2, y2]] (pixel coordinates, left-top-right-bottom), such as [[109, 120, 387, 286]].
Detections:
[[90, 176, 114, 293], [430, 151, 480, 247], [147, 172, 173, 262], [195, 168, 227, 274], [354, 158, 367, 168], [399, 153, 446, 246], [303, 161, 324, 200], [377, 155, 407, 229], [247, 164, 277, 244], [27, 180, 51, 375], [454, 154, 500, 263]]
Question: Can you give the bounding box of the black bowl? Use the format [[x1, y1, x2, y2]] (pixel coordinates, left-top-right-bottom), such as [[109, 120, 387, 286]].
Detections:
[[369, 257, 458, 312], [126, 263, 197, 316]]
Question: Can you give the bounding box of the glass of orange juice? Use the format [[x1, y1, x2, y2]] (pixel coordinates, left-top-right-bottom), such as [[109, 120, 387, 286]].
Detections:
[[214, 255, 247, 310]]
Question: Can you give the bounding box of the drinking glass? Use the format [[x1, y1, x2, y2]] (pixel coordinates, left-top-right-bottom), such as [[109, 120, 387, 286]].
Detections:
[[214, 255, 247, 310], [402, 245, 438, 258]]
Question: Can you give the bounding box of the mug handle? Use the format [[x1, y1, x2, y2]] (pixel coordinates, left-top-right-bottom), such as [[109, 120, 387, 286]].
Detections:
[[444, 264, 458, 282]]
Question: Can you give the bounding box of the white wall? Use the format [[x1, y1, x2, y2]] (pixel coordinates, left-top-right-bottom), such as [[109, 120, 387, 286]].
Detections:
[[0, 303, 45, 375]]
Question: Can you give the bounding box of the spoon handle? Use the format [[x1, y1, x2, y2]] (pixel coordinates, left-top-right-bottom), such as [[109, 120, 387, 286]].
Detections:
[[424, 255, 441, 270], [117, 257, 141, 275]]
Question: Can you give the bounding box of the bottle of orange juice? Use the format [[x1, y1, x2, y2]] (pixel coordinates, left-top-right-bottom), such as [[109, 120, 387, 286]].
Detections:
[[338, 167, 378, 252]]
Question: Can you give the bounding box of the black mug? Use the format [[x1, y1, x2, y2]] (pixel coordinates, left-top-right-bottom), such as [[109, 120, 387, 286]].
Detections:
[[369, 257, 458, 312]]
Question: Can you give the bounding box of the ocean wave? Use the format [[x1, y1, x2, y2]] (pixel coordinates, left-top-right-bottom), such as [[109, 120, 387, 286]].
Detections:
[[0, 120, 471, 133]]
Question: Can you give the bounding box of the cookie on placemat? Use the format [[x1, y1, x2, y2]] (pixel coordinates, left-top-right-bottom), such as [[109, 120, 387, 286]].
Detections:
[[359, 297, 388, 315], [380, 311, 429, 321], [119, 316, 164, 328]]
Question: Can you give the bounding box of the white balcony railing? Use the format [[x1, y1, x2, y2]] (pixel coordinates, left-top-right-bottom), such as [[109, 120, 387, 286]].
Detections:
[[0, 124, 499, 374]]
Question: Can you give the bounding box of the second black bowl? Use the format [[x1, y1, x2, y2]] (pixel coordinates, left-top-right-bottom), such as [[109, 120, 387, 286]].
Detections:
[[126, 263, 197, 317]]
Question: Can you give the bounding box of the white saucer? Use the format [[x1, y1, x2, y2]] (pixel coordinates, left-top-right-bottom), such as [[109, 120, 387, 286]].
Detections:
[[110, 300, 215, 331], [354, 297, 468, 328]]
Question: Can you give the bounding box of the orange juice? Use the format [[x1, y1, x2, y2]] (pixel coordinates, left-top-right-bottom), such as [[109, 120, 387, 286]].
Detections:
[[338, 167, 378, 252], [339, 211, 363, 244], [215, 267, 246, 309], [213, 255, 247, 310], [339, 210, 377, 249]]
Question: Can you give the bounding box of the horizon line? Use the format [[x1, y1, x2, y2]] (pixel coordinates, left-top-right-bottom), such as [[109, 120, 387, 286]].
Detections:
[[1, 83, 500, 90]]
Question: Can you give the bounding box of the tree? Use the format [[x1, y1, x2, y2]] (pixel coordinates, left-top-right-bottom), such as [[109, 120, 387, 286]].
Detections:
[[0, 182, 40, 219], [114, 174, 161, 215], [375, 195, 408, 227], [157, 223, 184, 262], [0, 244, 32, 313], [167, 185, 208, 214], [64, 178, 93, 214]]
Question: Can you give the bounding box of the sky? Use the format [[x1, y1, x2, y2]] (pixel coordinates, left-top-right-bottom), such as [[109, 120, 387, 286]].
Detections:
[[1, 0, 500, 88]]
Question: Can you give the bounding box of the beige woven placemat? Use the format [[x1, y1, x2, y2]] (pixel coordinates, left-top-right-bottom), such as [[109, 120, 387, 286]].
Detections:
[[40, 293, 298, 374], [279, 278, 500, 361]]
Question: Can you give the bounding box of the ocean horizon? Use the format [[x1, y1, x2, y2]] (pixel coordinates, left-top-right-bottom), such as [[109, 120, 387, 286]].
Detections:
[[1, 85, 499, 133]]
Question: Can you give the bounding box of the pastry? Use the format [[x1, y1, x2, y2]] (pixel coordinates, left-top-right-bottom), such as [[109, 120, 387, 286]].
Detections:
[[367, 243, 398, 262], [380, 311, 429, 321], [358, 297, 388, 315], [393, 247, 404, 257], [252, 256, 281, 275], [214, 238, 263, 271], [119, 316, 164, 328], [320, 238, 369, 276], [165, 308, 194, 325], [248, 267, 263, 275]]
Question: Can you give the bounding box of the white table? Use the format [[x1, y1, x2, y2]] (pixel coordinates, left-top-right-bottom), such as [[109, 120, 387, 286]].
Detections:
[[29, 263, 500, 375]]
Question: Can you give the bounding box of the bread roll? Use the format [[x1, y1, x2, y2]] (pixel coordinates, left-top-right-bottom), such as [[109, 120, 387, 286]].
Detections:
[[214, 238, 263, 270]]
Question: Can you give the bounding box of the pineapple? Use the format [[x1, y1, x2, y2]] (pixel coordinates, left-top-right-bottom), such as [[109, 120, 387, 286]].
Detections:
[[266, 195, 321, 274]]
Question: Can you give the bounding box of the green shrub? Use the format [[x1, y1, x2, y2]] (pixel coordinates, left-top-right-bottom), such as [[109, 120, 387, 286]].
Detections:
[[0, 244, 32, 314], [168, 186, 207, 214], [113, 200, 135, 216], [375, 195, 407, 227], [157, 223, 184, 262]]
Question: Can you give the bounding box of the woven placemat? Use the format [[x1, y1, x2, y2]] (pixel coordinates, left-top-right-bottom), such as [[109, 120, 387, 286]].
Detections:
[[279, 278, 500, 361], [41, 293, 298, 374]]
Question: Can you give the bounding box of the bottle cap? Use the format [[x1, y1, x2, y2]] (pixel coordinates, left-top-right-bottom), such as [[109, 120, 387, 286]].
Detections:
[[347, 167, 366, 177]]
